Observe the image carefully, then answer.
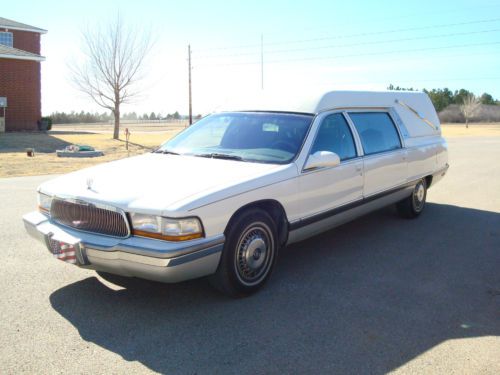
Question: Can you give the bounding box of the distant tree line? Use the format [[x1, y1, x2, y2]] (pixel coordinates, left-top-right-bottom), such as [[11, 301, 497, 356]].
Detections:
[[122, 111, 183, 120], [388, 84, 499, 123], [49, 111, 203, 124], [49, 111, 113, 124], [387, 84, 498, 112], [119, 111, 201, 121], [424, 89, 496, 112]]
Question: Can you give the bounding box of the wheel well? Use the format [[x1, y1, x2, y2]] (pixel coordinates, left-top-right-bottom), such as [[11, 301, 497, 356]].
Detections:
[[425, 175, 433, 188], [225, 200, 289, 246]]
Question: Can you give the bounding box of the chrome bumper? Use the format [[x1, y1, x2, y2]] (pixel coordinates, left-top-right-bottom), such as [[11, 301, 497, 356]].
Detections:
[[23, 211, 224, 283]]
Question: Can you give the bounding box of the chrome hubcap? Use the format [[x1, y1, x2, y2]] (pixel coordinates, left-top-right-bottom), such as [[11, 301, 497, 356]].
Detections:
[[416, 184, 425, 202], [235, 223, 274, 286], [244, 237, 266, 270], [413, 181, 426, 211]]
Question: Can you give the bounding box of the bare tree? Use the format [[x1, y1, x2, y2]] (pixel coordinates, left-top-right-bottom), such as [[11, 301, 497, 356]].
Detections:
[[460, 94, 481, 129], [71, 16, 152, 139]]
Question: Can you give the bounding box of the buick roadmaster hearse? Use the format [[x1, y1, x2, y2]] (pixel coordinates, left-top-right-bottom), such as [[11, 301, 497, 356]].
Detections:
[[23, 91, 449, 296]]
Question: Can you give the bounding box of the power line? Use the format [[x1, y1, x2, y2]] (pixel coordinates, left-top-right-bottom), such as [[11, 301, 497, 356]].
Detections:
[[270, 50, 500, 74], [387, 76, 500, 84], [216, 3, 500, 47], [266, 41, 500, 65], [258, 3, 500, 41], [195, 40, 500, 68], [195, 27, 500, 59], [353, 76, 500, 89], [195, 17, 500, 54], [264, 17, 500, 48]]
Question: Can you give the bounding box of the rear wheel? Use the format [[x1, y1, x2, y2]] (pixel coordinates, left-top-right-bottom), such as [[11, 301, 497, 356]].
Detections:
[[209, 208, 278, 297], [397, 178, 427, 218]]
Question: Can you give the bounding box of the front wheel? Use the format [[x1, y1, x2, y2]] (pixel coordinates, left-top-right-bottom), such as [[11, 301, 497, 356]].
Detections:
[[209, 208, 278, 297], [396, 178, 427, 218]]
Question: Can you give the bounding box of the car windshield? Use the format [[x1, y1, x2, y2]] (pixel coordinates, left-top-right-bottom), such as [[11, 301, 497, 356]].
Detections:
[[158, 112, 314, 164]]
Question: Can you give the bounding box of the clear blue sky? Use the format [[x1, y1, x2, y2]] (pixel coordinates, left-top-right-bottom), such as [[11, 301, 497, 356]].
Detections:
[[4, 0, 500, 115]]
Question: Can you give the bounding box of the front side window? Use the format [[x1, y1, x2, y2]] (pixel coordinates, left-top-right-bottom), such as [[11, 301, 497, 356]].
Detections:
[[0, 32, 13, 47], [310, 113, 357, 161], [160, 112, 313, 164], [348, 112, 401, 155]]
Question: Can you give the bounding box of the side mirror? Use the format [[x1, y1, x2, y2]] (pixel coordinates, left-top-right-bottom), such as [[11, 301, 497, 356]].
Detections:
[[304, 151, 341, 170]]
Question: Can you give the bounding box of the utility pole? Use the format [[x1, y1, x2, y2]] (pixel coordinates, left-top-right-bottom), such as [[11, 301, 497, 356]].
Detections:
[[188, 44, 193, 125], [260, 34, 264, 90]]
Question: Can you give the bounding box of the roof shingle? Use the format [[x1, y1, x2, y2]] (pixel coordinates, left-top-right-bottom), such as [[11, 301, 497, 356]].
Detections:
[[0, 17, 47, 34], [0, 44, 45, 61]]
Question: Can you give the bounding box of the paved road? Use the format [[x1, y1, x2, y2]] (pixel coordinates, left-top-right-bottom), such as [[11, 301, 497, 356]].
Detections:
[[1, 137, 499, 374]]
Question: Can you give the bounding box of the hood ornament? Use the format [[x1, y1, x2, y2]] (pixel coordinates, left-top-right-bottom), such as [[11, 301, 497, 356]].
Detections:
[[86, 177, 94, 190]]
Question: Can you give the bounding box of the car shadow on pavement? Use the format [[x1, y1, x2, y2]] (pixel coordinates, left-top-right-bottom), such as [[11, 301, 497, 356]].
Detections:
[[49, 203, 500, 374]]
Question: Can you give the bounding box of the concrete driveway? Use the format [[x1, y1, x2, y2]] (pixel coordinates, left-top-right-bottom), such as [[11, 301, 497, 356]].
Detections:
[[1, 137, 499, 374]]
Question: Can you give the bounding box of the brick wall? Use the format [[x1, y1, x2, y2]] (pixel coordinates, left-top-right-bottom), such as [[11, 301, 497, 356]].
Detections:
[[0, 58, 41, 131], [0, 28, 40, 55]]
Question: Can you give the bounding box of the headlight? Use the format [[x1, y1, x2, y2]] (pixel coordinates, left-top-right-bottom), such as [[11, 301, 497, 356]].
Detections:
[[130, 213, 161, 232], [38, 193, 52, 214], [130, 213, 203, 241]]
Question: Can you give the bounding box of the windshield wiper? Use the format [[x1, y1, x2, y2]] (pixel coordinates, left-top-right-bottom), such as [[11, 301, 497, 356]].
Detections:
[[195, 153, 245, 161], [154, 149, 180, 155]]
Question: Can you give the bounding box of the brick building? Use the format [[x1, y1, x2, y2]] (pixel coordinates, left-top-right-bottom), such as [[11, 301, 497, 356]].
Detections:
[[0, 17, 46, 131]]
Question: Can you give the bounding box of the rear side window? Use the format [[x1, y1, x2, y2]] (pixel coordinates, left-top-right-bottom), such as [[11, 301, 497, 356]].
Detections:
[[349, 112, 401, 155], [310, 113, 357, 161]]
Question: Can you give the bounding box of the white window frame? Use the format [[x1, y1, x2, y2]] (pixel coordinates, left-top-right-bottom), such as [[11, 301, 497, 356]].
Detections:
[[0, 31, 13, 47]]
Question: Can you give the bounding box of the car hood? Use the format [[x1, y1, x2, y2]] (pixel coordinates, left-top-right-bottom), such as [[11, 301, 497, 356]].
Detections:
[[39, 153, 286, 214]]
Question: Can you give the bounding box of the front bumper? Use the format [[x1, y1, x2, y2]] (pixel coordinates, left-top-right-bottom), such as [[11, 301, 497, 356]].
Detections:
[[23, 211, 224, 283]]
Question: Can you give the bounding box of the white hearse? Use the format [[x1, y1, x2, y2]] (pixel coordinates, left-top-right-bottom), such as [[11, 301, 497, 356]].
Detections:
[[23, 90, 448, 296]]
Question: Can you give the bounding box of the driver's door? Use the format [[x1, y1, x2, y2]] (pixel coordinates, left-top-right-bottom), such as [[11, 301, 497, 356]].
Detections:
[[297, 112, 364, 220]]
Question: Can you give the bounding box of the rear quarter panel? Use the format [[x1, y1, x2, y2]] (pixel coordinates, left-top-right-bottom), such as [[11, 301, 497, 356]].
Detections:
[[405, 136, 448, 183]]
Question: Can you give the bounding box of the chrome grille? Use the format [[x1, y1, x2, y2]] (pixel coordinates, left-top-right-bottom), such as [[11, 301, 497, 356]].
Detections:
[[50, 199, 130, 238]]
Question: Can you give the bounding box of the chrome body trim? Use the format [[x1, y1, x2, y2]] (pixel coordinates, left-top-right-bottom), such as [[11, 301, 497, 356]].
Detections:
[[287, 185, 414, 245], [395, 99, 438, 130]]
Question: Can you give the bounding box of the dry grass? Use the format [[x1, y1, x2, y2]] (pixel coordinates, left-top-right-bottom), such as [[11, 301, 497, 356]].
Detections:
[[1, 123, 499, 178], [441, 123, 500, 137], [0, 130, 177, 177]]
